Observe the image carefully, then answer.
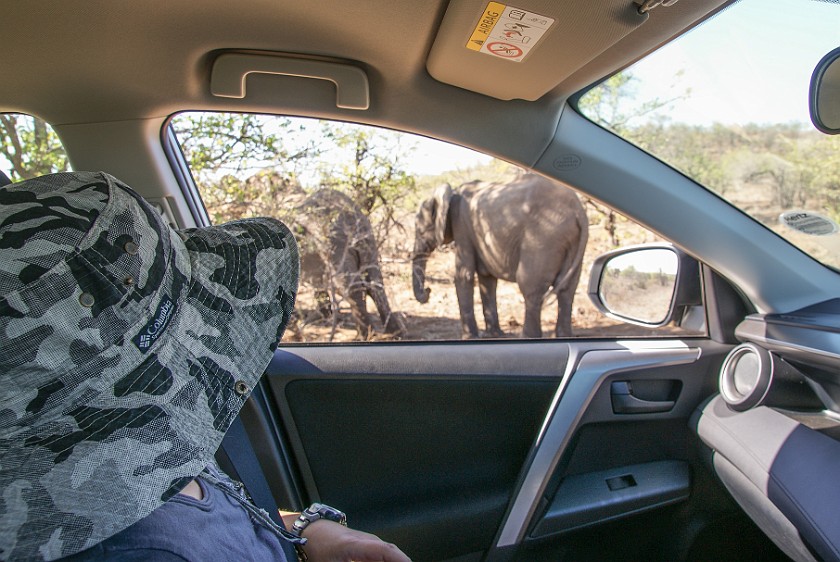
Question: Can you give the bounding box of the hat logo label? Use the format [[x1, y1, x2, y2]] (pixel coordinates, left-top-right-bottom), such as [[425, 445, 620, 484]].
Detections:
[[133, 295, 177, 352]]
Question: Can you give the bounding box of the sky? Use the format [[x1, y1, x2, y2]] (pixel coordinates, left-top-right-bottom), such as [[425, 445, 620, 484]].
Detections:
[[627, 0, 840, 126], [404, 136, 493, 176]]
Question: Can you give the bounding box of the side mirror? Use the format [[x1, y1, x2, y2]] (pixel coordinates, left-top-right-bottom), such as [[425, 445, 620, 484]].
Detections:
[[588, 244, 702, 328], [810, 46, 840, 134]]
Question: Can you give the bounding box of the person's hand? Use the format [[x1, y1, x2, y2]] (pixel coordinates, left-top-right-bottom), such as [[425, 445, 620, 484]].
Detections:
[[299, 519, 411, 562]]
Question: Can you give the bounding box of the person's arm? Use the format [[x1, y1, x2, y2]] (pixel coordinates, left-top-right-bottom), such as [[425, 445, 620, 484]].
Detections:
[[279, 510, 299, 531], [279, 512, 411, 562]]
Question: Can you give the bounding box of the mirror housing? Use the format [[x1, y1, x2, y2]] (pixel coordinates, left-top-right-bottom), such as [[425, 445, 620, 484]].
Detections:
[[588, 244, 701, 328], [810, 46, 840, 134]]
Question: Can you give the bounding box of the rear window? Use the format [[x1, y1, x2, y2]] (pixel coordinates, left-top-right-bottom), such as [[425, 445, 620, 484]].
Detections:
[[0, 113, 69, 180]]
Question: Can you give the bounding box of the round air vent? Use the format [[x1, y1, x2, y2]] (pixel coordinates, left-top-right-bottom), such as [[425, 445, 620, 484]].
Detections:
[[719, 343, 774, 411], [719, 343, 822, 412]]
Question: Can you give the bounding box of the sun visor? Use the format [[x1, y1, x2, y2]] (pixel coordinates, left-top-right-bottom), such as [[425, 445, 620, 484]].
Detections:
[[427, 0, 648, 101]]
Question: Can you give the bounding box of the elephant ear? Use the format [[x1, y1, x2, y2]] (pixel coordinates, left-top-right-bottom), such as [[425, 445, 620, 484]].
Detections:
[[433, 183, 453, 246]]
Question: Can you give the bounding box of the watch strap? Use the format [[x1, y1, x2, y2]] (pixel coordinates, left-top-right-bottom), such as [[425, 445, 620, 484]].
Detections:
[[291, 503, 347, 561]]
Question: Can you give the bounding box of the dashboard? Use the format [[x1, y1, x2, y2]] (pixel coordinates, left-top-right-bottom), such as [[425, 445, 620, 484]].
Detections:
[[694, 298, 840, 562]]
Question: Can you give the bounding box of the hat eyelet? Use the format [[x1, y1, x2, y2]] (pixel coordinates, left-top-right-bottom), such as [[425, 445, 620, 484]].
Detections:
[[124, 240, 139, 255], [79, 293, 95, 308], [123, 276, 135, 287], [234, 381, 250, 396]]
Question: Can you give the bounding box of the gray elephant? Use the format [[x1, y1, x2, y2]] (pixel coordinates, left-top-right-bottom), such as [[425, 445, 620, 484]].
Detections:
[[412, 174, 588, 338], [294, 189, 405, 339]]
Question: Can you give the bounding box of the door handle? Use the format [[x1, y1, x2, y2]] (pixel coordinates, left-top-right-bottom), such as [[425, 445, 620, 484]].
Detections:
[[610, 381, 675, 414]]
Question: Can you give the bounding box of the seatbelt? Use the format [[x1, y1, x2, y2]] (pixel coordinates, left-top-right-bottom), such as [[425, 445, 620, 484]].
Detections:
[[0, 170, 12, 187], [218, 410, 300, 561]]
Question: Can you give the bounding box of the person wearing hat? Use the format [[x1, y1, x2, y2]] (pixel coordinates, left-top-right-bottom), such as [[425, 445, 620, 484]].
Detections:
[[0, 172, 410, 562]]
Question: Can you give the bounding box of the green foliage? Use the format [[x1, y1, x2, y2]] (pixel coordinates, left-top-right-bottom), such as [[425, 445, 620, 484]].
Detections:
[[578, 72, 689, 245], [172, 113, 422, 251], [172, 113, 321, 223], [579, 71, 840, 264], [201, 171, 304, 224], [318, 123, 416, 213], [811, 135, 840, 222], [172, 113, 315, 178], [0, 114, 69, 180], [631, 122, 735, 195], [315, 122, 419, 244], [579, 72, 688, 135]]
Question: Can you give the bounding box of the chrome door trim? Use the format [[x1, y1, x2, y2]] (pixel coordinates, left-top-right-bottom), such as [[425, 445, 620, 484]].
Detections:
[[495, 341, 701, 547]]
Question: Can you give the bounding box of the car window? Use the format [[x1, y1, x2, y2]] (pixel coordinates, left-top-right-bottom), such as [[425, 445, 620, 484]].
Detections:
[[171, 112, 705, 342], [577, 0, 840, 271], [0, 113, 69, 180]]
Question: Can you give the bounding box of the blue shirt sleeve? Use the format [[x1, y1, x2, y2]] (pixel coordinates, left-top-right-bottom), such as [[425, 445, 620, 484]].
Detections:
[[63, 544, 189, 561]]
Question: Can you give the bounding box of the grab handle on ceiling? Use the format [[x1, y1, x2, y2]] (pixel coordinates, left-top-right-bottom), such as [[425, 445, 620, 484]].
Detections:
[[211, 52, 370, 110]]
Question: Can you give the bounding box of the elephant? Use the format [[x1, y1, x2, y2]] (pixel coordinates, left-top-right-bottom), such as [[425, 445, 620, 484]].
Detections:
[[293, 189, 406, 339], [412, 173, 588, 339]]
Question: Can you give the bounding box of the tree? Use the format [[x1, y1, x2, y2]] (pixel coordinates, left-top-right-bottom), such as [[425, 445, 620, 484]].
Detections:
[[578, 72, 687, 136], [172, 114, 421, 242], [0, 114, 69, 180], [577, 72, 688, 245], [316, 122, 419, 248], [632, 122, 733, 196], [172, 113, 321, 222], [811, 135, 840, 221], [201, 171, 306, 223]]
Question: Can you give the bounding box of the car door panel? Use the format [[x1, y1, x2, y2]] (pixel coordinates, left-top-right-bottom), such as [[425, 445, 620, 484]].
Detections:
[[279, 377, 555, 561], [259, 339, 731, 561], [265, 342, 564, 561]]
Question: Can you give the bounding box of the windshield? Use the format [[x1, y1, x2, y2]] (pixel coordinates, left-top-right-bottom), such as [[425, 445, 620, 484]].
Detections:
[[578, 0, 840, 270]]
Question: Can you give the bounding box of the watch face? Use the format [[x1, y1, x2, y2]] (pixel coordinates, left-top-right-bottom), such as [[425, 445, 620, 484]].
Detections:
[[304, 503, 323, 517], [313, 503, 347, 525], [295, 503, 347, 535]]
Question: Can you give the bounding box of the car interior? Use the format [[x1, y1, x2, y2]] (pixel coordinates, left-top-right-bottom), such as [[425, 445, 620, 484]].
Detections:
[[3, 0, 840, 561]]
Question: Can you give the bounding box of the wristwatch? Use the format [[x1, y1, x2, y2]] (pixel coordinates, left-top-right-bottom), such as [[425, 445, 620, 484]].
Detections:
[[291, 503, 347, 561], [292, 502, 347, 535]]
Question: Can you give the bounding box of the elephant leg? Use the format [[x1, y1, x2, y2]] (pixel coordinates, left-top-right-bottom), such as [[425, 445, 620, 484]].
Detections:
[[343, 274, 374, 340], [365, 264, 406, 336], [314, 289, 332, 318], [284, 309, 304, 342], [478, 273, 504, 337], [554, 283, 576, 338], [522, 292, 544, 338], [517, 265, 549, 338], [454, 259, 480, 339]]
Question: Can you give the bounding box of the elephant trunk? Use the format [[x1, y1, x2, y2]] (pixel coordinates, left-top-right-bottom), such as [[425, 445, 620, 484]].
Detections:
[[412, 253, 431, 304]]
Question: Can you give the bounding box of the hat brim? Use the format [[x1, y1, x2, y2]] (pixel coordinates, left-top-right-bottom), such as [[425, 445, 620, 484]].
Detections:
[[1, 210, 299, 560]]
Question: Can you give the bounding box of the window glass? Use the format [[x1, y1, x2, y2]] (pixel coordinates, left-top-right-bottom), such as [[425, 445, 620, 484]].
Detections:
[[578, 0, 840, 270], [171, 112, 704, 342], [0, 113, 70, 180]]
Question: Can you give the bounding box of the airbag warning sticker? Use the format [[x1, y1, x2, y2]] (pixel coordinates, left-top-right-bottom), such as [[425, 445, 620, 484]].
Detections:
[[466, 2, 554, 62]]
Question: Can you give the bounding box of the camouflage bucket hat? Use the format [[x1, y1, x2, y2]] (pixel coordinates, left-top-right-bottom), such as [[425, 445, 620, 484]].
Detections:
[[0, 172, 299, 561]]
